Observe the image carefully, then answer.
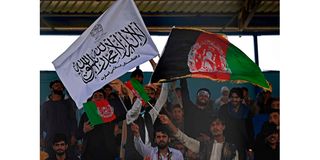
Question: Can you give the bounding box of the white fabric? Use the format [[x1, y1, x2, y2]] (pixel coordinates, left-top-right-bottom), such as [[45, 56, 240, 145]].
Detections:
[[126, 83, 169, 124], [174, 129, 200, 153], [149, 83, 168, 123], [134, 136, 184, 160], [209, 140, 223, 160], [174, 130, 239, 160], [126, 99, 142, 124], [143, 121, 151, 147], [52, 0, 159, 108]]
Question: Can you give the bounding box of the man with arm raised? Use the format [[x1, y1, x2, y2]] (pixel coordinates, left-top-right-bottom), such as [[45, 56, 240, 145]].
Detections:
[[159, 114, 239, 160]]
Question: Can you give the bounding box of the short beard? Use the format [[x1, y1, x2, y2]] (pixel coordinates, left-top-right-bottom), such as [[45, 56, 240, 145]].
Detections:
[[157, 142, 169, 149], [196, 99, 208, 106], [53, 90, 64, 95], [55, 150, 65, 156]]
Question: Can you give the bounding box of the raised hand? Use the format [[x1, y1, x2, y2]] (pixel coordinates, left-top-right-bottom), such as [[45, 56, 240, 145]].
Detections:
[[130, 122, 140, 137], [158, 114, 172, 125], [158, 114, 178, 133]]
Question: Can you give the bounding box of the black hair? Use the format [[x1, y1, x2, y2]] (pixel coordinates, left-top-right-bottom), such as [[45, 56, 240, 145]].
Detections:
[[103, 84, 112, 90], [210, 115, 226, 125], [154, 125, 170, 137], [52, 133, 67, 144], [49, 80, 63, 89], [87, 89, 106, 101], [130, 67, 143, 78], [229, 87, 243, 99], [171, 104, 182, 110], [261, 122, 279, 137], [197, 88, 211, 97]]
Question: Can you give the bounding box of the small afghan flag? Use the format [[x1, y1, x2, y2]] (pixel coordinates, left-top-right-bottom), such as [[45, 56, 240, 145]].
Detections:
[[83, 99, 116, 126], [125, 78, 150, 103], [151, 28, 271, 91]]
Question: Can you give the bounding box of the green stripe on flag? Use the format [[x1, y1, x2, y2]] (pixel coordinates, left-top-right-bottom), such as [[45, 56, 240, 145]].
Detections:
[[83, 101, 103, 126], [226, 43, 270, 89], [130, 78, 150, 102]]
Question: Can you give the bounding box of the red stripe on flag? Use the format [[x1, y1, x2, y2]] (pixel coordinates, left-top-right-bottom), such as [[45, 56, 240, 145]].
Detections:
[[124, 80, 147, 107], [95, 100, 116, 123], [191, 72, 230, 80]]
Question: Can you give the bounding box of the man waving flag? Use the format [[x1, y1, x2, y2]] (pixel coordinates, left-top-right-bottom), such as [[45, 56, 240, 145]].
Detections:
[[52, 0, 159, 108], [151, 28, 271, 91]]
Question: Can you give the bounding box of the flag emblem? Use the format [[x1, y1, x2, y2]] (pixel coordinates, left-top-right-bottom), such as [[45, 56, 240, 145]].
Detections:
[[187, 33, 231, 74], [97, 104, 115, 119]]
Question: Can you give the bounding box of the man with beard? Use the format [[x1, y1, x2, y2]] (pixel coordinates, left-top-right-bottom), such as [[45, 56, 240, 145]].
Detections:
[[159, 114, 239, 160], [41, 80, 78, 158], [131, 123, 184, 160], [180, 78, 215, 141], [125, 82, 169, 160], [46, 133, 79, 160]]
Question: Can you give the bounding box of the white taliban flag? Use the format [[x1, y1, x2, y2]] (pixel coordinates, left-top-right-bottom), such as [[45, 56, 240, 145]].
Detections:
[[52, 0, 159, 108]]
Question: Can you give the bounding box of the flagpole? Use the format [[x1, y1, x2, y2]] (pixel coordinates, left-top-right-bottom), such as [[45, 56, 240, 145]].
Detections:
[[119, 120, 127, 159], [146, 101, 159, 116]]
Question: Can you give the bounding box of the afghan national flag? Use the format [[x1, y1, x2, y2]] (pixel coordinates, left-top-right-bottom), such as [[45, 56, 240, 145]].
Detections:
[[125, 78, 150, 103], [151, 28, 271, 91], [83, 99, 116, 126]]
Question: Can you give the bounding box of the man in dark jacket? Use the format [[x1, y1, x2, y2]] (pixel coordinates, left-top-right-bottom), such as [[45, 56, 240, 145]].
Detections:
[[159, 114, 239, 160], [180, 78, 215, 141]]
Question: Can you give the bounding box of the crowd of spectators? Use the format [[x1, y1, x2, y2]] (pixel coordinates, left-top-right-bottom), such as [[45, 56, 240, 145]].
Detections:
[[40, 68, 279, 160]]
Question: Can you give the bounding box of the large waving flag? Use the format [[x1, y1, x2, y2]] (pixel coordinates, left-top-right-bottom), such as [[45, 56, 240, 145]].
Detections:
[[52, 0, 159, 108], [151, 28, 271, 91]]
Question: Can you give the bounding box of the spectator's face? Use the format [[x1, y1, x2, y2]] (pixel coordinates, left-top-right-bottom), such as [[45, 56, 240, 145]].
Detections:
[[222, 89, 229, 97], [172, 107, 184, 121], [196, 91, 210, 106], [52, 141, 68, 156], [269, 112, 280, 126], [210, 120, 225, 136], [104, 87, 113, 97], [155, 132, 170, 149], [146, 88, 156, 99], [51, 82, 64, 95], [92, 92, 104, 102], [230, 93, 241, 107]]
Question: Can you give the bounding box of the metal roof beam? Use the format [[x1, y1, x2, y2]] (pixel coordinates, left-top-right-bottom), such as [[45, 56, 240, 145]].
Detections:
[[238, 0, 262, 31]]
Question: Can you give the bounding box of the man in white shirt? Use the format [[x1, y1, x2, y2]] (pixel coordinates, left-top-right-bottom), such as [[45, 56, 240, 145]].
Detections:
[[131, 123, 184, 160]]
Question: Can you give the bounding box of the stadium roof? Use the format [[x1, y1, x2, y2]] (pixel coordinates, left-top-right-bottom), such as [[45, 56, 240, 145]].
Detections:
[[40, 0, 279, 35]]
